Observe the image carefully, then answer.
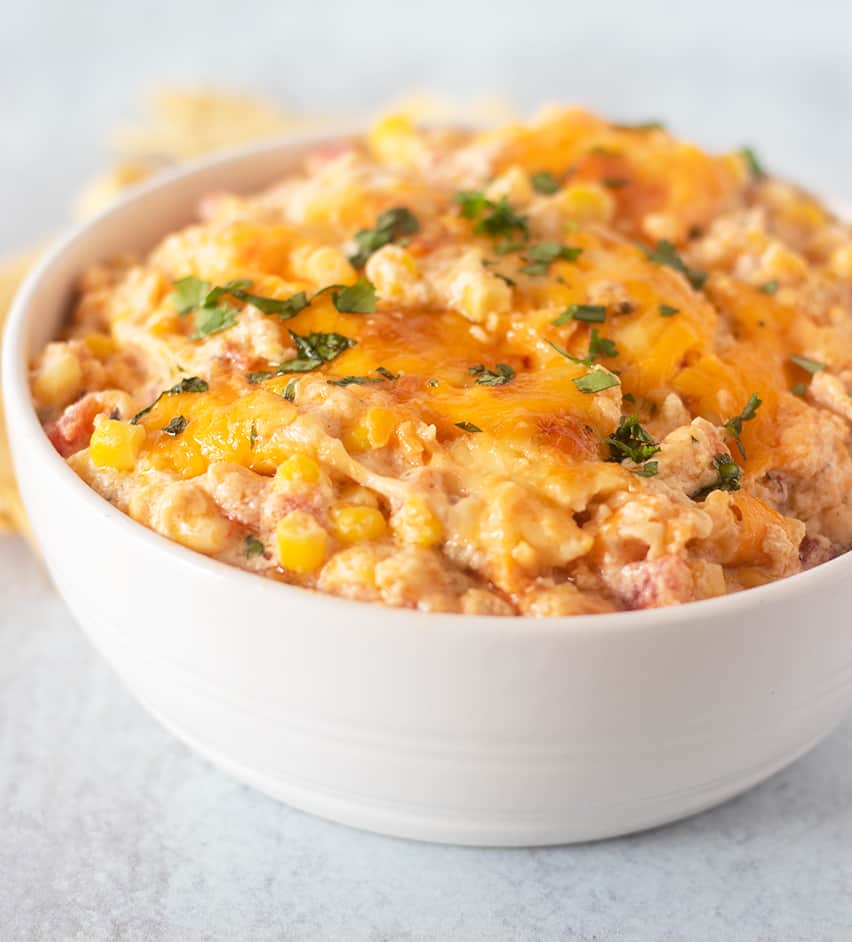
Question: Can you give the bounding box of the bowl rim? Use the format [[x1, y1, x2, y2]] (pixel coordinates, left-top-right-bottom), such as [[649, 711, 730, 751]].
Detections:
[[4, 128, 852, 636]]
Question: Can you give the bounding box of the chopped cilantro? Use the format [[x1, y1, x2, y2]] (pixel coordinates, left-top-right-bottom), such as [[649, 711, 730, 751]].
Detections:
[[247, 330, 355, 383], [519, 241, 583, 276], [237, 289, 309, 319], [713, 454, 742, 491], [244, 535, 265, 559], [552, 303, 607, 325], [740, 147, 767, 180], [170, 276, 211, 314], [162, 415, 188, 437], [454, 191, 529, 244], [545, 338, 590, 366], [332, 278, 378, 314], [791, 382, 808, 397], [759, 280, 780, 295], [131, 376, 208, 424], [454, 190, 490, 220], [455, 421, 483, 433], [694, 453, 742, 500], [724, 392, 762, 459], [327, 366, 398, 387], [572, 370, 620, 394], [633, 461, 659, 477], [531, 171, 561, 195], [469, 363, 516, 386], [249, 420, 258, 450], [493, 271, 516, 287], [348, 207, 420, 268], [604, 415, 660, 464], [172, 276, 311, 335], [790, 353, 826, 374], [283, 379, 297, 402], [614, 120, 665, 132], [191, 303, 239, 338], [659, 304, 679, 317], [588, 328, 618, 359], [641, 240, 707, 290]]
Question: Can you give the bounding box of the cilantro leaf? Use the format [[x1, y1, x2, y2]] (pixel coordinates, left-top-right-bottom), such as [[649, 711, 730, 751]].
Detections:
[[724, 392, 762, 459], [454, 191, 529, 245], [519, 241, 583, 276], [131, 376, 208, 424], [327, 366, 398, 387], [759, 280, 779, 295], [454, 190, 490, 219], [531, 171, 560, 195], [588, 328, 618, 359], [740, 147, 767, 180], [283, 379, 297, 402], [633, 461, 659, 477], [455, 421, 483, 433], [604, 415, 660, 464], [572, 370, 620, 394], [332, 278, 378, 314], [790, 354, 826, 374], [614, 120, 665, 132], [545, 338, 591, 366], [204, 279, 252, 304], [552, 303, 606, 325], [244, 535, 265, 559], [162, 415, 188, 437], [191, 303, 239, 338], [659, 304, 679, 317], [348, 206, 420, 267], [235, 289, 309, 319], [247, 331, 355, 383], [469, 363, 516, 386], [697, 453, 742, 499], [170, 276, 211, 314], [641, 240, 707, 290]]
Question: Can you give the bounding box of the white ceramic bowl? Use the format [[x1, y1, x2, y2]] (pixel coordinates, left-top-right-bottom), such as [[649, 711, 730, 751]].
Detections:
[[5, 133, 852, 847]]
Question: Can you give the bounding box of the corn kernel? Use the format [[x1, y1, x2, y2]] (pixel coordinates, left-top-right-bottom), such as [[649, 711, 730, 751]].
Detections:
[[485, 166, 533, 204], [365, 244, 421, 304], [275, 511, 328, 574], [329, 504, 388, 544], [555, 182, 615, 224], [391, 495, 443, 547], [338, 483, 379, 507], [303, 246, 356, 285], [366, 113, 424, 168], [83, 333, 116, 358], [275, 453, 320, 484], [829, 244, 852, 279], [32, 342, 83, 409], [89, 416, 146, 471]]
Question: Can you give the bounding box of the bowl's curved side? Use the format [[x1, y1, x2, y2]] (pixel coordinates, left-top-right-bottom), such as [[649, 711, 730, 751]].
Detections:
[[13, 430, 852, 844], [5, 140, 852, 844]]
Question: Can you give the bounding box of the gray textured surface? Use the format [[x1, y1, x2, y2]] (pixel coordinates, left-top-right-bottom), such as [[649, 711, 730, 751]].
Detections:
[[2, 532, 852, 940], [2, 1, 852, 256], [3, 1, 852, 937]]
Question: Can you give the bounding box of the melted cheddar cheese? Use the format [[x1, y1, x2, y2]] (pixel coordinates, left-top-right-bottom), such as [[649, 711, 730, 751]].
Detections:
[[31, 107, 852, 615]]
